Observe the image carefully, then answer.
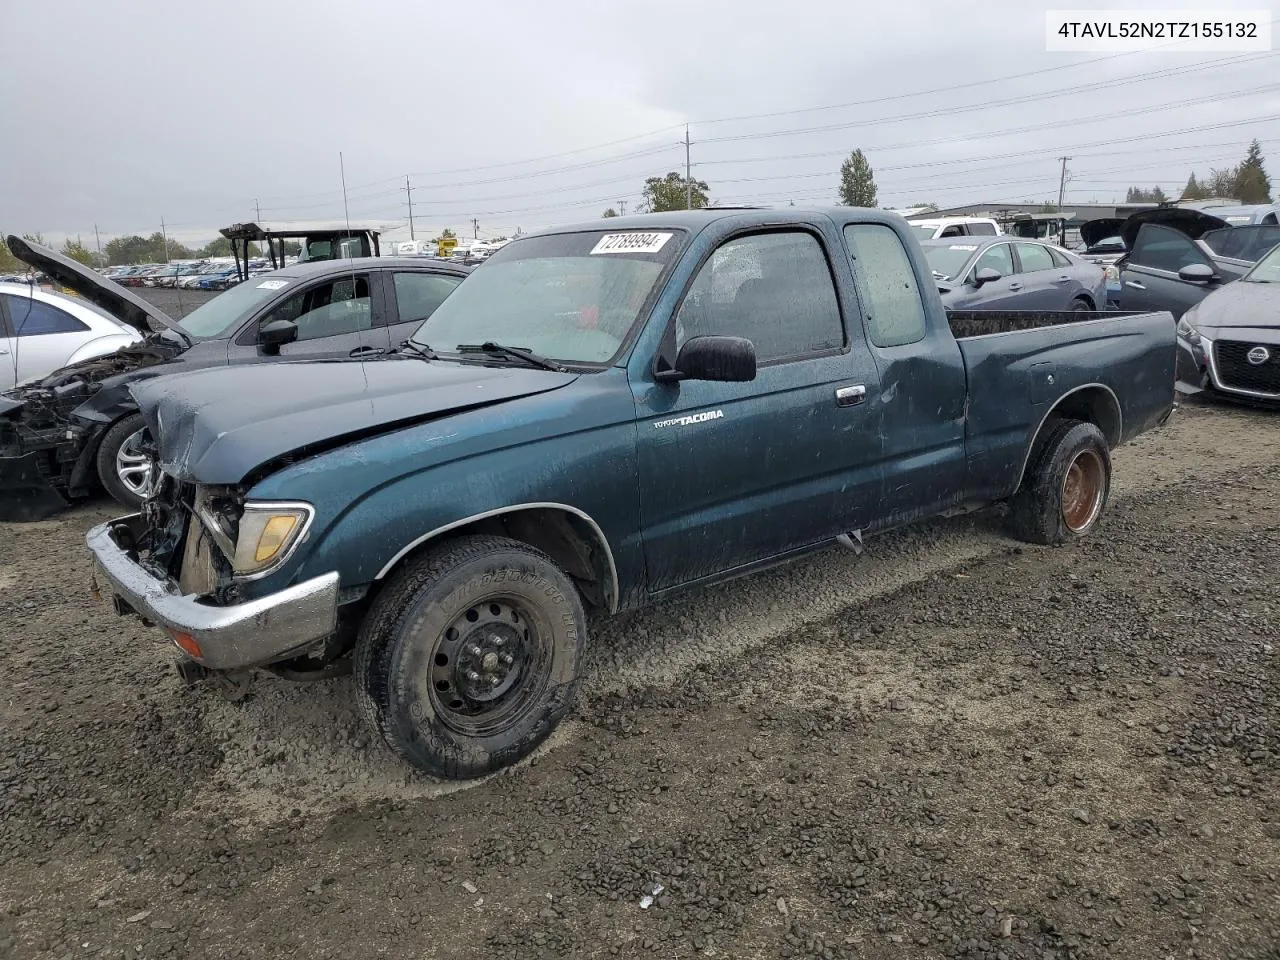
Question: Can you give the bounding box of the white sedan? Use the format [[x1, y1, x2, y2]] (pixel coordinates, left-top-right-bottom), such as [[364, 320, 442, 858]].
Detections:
[[0, 282, 142, 391]]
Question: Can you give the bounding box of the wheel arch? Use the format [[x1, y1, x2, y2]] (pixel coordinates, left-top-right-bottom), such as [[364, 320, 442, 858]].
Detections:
[[373, 502, 620, 614], [1014, 383, 1122, 491]]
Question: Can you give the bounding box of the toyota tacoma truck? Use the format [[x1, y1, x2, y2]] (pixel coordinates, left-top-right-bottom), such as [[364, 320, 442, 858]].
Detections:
[[85, 208, 1177, 780]]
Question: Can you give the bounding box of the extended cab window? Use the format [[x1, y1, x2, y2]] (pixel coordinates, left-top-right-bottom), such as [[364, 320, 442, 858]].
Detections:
[[675, 231, 843, 363], [1013, 242, 1055, 273], [1129, 224, 1212, 273], [843, 224, 928, 348], [1, 295, 88, 336], [393, 271, 462, 324], [261, 274, 372, 342]]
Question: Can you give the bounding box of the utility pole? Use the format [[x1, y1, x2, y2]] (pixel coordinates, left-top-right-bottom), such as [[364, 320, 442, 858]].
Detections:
[[618, 200, 626, 216], [684, 124, 693, 210], [94, 224, 102, 265], [471, 217, 479, 239], [404, 176, 416, 241], [1056, 156, 1071, 246], [255, 198, 262, 222], [160, 217, 170, 263]]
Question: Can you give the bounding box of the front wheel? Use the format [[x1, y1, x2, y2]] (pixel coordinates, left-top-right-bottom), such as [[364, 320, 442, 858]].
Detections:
[[354, 535, 587, 780], [96, 413, 158, 508], [1008, 419, 1111, 546]]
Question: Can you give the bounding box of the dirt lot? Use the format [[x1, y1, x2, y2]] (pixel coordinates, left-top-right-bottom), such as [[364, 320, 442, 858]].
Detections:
[[1, 398, 1277, 960]]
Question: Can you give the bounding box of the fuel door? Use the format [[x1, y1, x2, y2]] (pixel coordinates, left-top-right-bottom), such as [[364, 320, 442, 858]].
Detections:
[[1029, 361, 1058, 405]]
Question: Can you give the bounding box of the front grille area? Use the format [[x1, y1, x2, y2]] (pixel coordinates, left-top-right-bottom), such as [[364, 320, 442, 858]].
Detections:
[[1214, 340, 1280, 396]]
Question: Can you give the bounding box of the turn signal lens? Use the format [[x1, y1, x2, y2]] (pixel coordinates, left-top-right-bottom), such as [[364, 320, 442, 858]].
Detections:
[[255, 515, 299, 563], [231, 502, 313, 576]]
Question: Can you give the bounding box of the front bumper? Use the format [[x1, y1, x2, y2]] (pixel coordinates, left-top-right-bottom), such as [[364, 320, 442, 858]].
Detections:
[[86, 513, 340, 671]]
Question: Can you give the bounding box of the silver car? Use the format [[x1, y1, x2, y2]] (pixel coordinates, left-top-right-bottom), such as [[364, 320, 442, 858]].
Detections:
[[0, 282, 142, 390], [921, 236, 1109, 312]]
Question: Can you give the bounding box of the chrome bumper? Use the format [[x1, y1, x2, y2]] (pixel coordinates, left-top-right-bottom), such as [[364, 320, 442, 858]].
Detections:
[[86, 514, 339, 671]]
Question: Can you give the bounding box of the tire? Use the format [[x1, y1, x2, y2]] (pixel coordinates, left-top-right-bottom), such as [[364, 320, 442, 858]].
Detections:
[[1071, 297, 1093, 312], [1008, 419, 1111, 546], [96, 413, 157, 508], [354, 534, 587, 780]]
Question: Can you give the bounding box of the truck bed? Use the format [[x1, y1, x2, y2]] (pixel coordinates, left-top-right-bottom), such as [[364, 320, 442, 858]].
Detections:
[[949, 308, 1177, 501]]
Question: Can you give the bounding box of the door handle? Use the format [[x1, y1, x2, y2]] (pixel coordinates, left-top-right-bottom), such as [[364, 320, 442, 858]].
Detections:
[[349, 345, 384, 357], [1008, 282, 1023, 291], [0, 347, 8, 355], [835, 385, 866, 407], [1125, 280, 1146, 290], [1053, 275, 1071, 282]]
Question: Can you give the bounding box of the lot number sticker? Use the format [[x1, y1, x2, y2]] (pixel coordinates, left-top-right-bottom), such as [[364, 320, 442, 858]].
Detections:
[[256, 279, 289, 289], [590, 232, 673, 255]]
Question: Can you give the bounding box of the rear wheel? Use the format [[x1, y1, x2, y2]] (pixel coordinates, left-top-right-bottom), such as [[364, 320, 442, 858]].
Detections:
[[354, 535, 586, 780], [96, 413, 157, 508], [1071, 297, 1093, 312], [1008, 419, 1111, 545]]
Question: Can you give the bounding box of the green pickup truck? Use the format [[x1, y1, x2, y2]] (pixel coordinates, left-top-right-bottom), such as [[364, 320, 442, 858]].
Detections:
[[86, 207, 1177, 779]]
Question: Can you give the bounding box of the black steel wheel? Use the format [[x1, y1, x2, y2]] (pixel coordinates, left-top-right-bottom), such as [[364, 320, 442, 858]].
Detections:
[[354, 535, 586, 780]]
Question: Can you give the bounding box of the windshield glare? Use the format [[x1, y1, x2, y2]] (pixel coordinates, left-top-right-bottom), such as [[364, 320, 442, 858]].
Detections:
[[177, 273, 290, 338], [1244, 243, 1280, 282], [922, 244, 977, 280], [410, 230, 681, 364]]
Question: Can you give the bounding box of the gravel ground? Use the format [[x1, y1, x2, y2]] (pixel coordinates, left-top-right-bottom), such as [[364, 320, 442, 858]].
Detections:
[[1, 398, 1278, 960]]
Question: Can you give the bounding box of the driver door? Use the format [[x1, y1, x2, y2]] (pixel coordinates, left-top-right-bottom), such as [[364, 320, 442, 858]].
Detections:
[[232, 271, 392, 360]]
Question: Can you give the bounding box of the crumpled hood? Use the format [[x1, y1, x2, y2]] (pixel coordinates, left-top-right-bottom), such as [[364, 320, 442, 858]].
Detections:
[[4, 235, 189, 342], [129, 358, 579, 485], [1185, 279, 1280, 333]]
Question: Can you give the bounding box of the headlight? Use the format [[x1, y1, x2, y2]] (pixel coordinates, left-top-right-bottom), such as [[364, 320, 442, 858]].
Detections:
[[1176, 315, 1202, 341], [231, 501, 314, 576]]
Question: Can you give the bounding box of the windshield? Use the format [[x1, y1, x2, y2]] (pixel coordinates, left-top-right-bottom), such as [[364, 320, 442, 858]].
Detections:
[[177, 273, 293, 338], [409, 229, 683, 364], [908, 224, 937, 241], [1243, 242, 1280, 282], [922, 243, 978, 280]]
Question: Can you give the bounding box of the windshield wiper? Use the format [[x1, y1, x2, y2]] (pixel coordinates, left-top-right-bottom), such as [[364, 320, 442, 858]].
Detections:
[[395, 340, 438, 360], [456, 341, 566, 372]]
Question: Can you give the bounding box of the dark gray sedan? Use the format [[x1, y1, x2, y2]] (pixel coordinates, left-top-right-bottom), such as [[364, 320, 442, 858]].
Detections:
[[921, 236, 1108, 311]]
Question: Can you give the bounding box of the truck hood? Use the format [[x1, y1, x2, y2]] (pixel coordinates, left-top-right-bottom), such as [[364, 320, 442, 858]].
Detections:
[[1079, 218, 1123, 248], [129, 358, 580, 485], [1184, 279, 1280, 333], [4, 235, 190, 344]]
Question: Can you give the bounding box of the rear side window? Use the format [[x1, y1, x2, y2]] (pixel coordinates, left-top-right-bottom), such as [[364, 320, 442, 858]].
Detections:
[[392, 271, 462, 325], [1129, 223, 1213, 273], [1, 295, 88, 336], [1047, 246, 1073, 268], [966, 221, 997, 236], [843, 223, 928, 348], [938, 225, 963, 238], [1014, 243, 1055, 273], [675, 231, 844, 363]]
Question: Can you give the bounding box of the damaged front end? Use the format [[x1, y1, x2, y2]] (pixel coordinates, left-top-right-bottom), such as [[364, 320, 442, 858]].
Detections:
[[0, 340, 179, 521], [88, 474, 347, 676]]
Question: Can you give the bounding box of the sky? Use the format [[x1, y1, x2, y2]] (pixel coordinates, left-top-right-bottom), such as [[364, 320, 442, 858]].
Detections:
[[1, 0, 1277, 250]]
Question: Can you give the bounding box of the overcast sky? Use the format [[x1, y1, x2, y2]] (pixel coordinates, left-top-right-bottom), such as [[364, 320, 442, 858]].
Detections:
[[1, 0, 1277, 249]]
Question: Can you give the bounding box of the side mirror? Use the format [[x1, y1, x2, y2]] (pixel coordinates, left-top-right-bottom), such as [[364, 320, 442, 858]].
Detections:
[[673, 335, 756, 382], [1178, 263, 1217, 283], [972, 267, 1001, 287], [259, 318, 298, 353]]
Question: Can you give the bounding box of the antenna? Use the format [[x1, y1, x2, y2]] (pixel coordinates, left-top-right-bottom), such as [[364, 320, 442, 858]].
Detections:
[[340, 151, 369, 389]]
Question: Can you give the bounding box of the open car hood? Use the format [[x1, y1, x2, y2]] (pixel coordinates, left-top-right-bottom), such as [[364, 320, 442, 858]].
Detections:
[[1079, 218, 1124, 248], [4, 236, 189, 344], [1119, 208, 1229, 250], [130, 358, 580, 485]]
